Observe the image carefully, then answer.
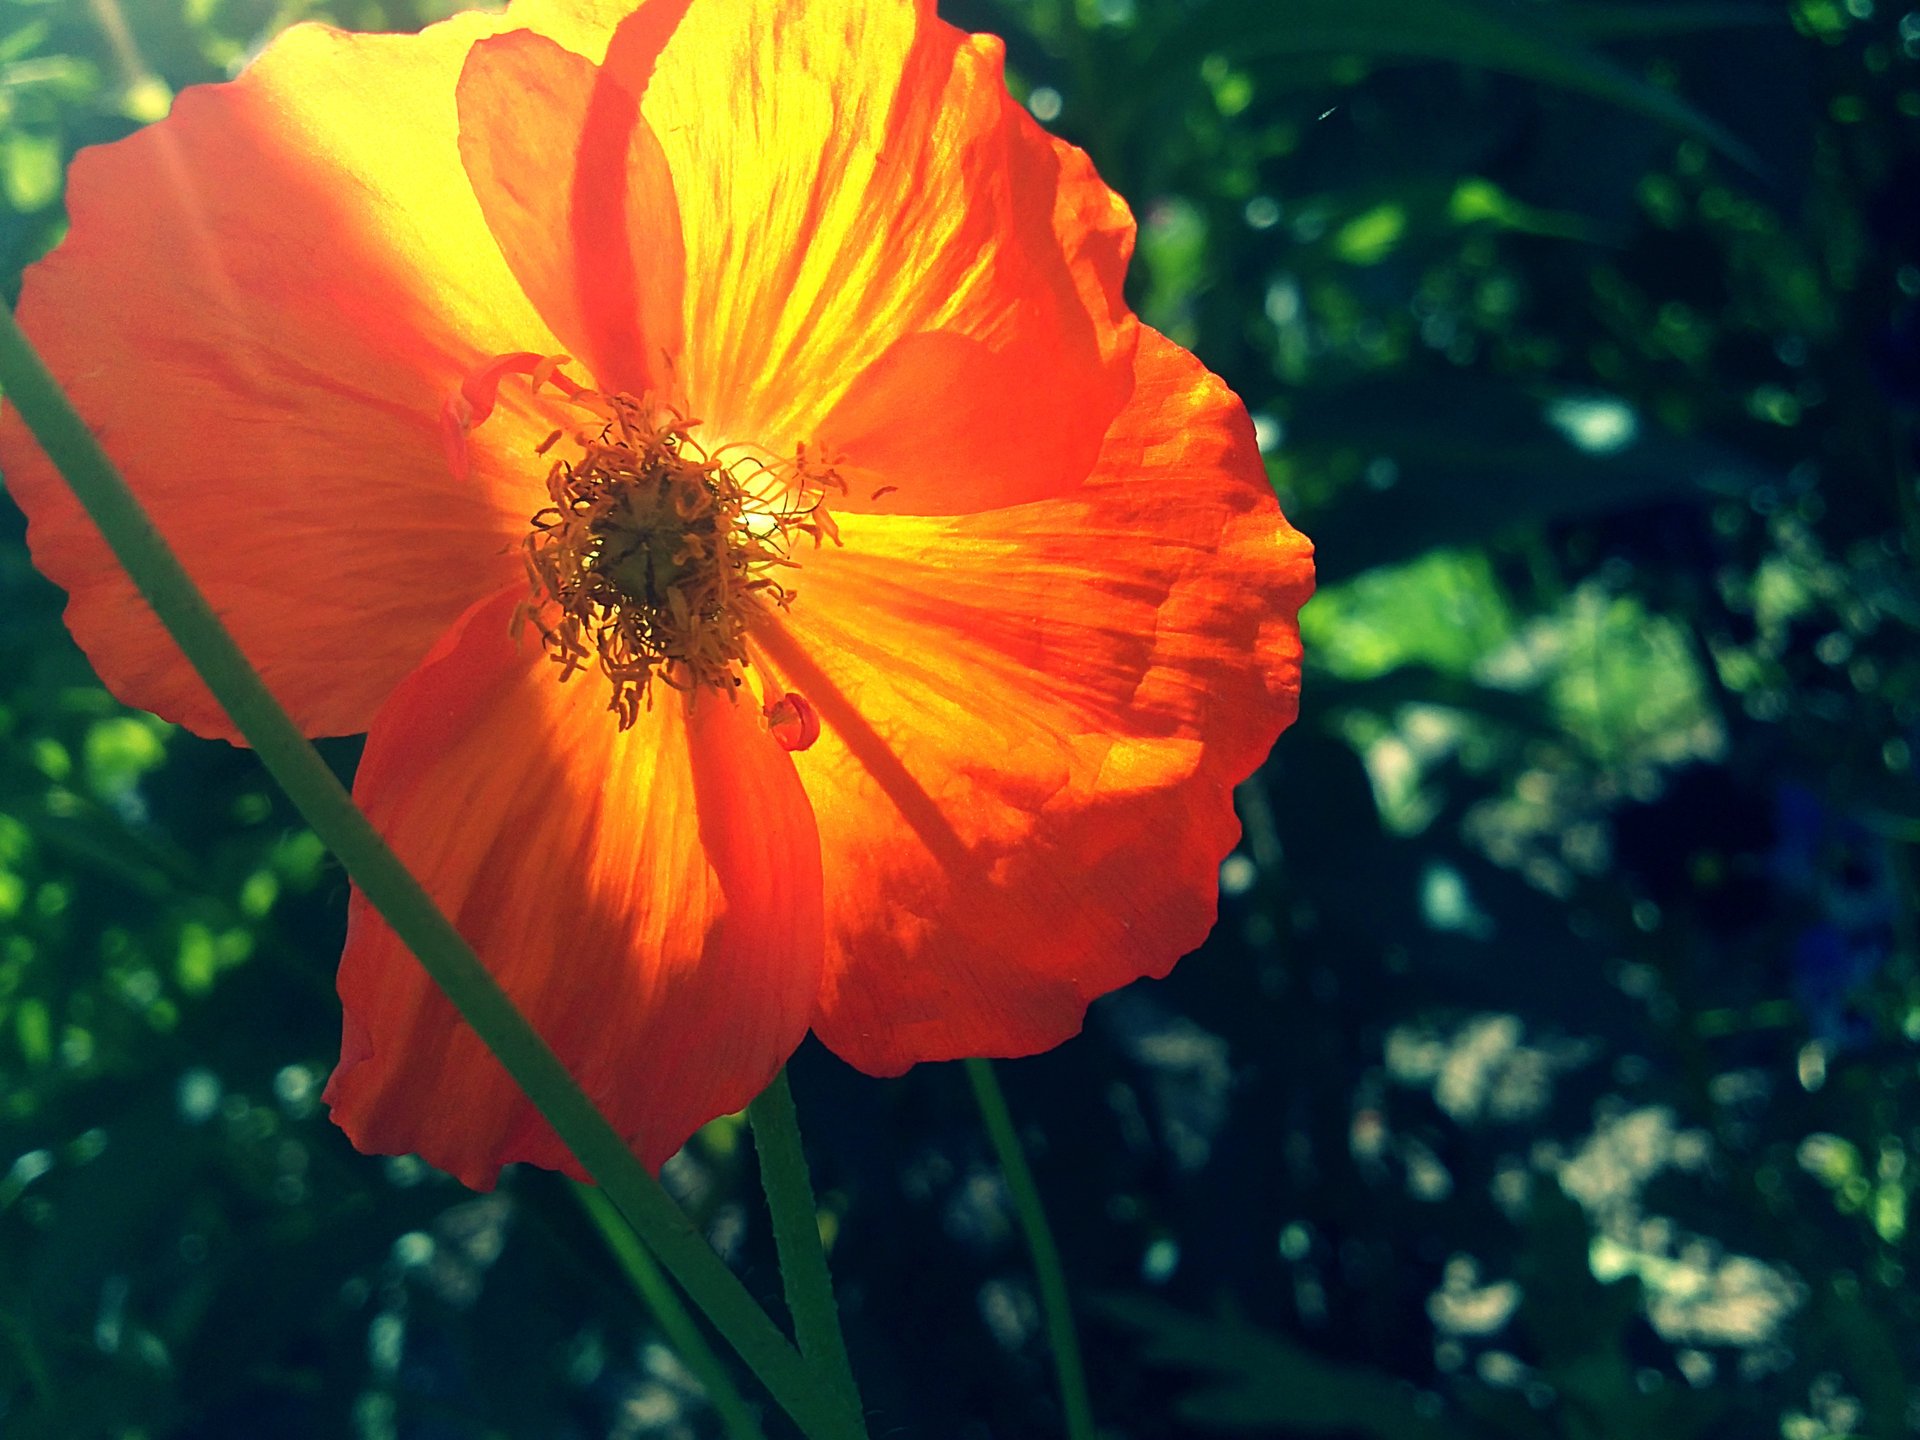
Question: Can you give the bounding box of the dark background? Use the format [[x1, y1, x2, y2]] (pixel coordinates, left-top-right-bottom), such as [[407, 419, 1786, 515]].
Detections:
[[0, 0, 1915, 1436]]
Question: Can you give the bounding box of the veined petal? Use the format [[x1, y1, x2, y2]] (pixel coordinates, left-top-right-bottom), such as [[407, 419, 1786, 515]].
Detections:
[[456, 14, 688, 399], [756, 331, 1313, 1073], [324, 590, 825, 1187], [0, 11, 568, 741], [637, 0, 1135, 513]]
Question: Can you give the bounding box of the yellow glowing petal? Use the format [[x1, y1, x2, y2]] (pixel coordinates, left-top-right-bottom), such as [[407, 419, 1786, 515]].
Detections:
[[250, 15, 559, 377]]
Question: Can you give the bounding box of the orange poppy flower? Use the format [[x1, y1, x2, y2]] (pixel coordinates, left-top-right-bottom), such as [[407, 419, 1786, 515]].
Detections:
[[0, 0, 1312, 1188]]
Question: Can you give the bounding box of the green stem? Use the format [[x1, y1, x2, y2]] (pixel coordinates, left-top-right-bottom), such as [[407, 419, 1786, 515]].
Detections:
[[0, 307, 864, 1440], [573, 1181, 768, 1440], [746, 1068, 866, 1430], [964, 1057, 1096, 1440]]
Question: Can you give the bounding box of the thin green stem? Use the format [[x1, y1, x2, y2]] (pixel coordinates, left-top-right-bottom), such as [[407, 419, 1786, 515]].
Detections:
[[746, 1068, 865, 1430], [0, 308, 864, 1440], [573, 1181, 768, 1440], [964, 1057, 1096, 1440]]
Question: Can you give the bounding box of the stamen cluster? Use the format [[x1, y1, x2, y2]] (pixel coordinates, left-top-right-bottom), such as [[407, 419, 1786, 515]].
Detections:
[[518, 392, 841, 727]]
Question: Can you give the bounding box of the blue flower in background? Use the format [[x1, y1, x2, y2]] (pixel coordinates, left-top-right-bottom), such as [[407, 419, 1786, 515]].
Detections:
[[1773, 782, 1896, 1049]]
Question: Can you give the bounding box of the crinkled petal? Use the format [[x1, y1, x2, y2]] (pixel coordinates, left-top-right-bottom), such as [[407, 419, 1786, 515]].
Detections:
[[455, 13, 687, 399], [324, 590, 825, 1187], [638, 0, 1136, 513], [756, 331, 1312, 1073], [0, 12, 568, 740]]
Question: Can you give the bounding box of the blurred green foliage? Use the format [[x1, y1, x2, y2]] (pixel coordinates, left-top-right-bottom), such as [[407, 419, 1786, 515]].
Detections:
[[1, 0, 1918, 1436]]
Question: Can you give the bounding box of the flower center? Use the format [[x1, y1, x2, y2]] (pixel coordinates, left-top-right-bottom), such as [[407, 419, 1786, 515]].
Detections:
[[516, 391, 841, 728]]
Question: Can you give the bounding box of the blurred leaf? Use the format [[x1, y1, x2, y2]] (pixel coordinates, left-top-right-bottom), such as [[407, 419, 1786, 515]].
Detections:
[[1449, 178, 1598, 241], [1174, 0, 1762, 171], [1302, 549, 1517, 681], [1288, 376, 1774, 581], [1547, 587, 1720, 767], [1558, 2, 1783, 40], [0, 129, 57, 210], [1312, 664, 1567, 740], [1493, 1184, 1732, 1440], [13, 996, 49, 1065], [0, 55, 101, 107], [0, 21, 49, 66], [81, 714, 169, 801], [1333, 201, 1409, 265], [1098, 1296, 1478, 1436]]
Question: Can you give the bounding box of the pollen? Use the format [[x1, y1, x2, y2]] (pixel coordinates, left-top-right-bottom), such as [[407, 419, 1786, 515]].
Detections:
[[517, 389, 842, 728]]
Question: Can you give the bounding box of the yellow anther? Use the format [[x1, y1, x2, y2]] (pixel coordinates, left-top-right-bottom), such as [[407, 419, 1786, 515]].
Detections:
[[516, 391, 842, 728]]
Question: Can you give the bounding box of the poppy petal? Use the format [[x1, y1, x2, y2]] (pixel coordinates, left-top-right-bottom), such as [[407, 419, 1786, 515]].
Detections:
[[455, 17, 687, 400], [324, 590, 825, 1187], [638, 0, 1135, 514], [756, 330, 1313, 1073], [817, 122, 1138, 517], [0, 12, 563, 741]]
